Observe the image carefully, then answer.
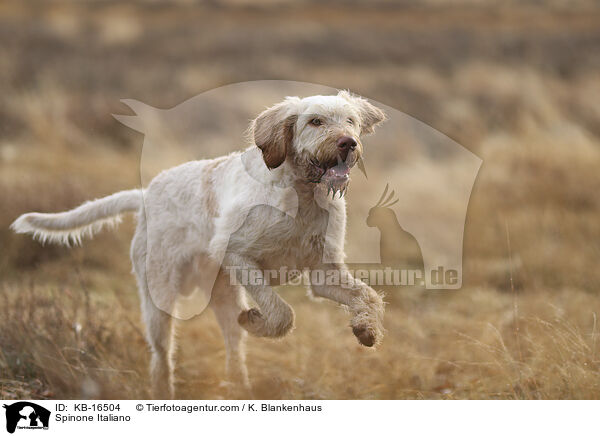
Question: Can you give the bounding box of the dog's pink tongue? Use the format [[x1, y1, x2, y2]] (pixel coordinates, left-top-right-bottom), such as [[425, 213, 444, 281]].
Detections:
[[324, 162, 350, 179], [322, 161, 350, 197]]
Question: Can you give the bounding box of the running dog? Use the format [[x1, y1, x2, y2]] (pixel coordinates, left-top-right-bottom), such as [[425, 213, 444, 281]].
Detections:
[[11, 90, 387, 398]]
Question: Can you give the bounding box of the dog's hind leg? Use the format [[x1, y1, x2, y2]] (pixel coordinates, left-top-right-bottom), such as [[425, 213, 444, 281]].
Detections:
[[223, 254, 295, 338], [131, 225, 177, 399], [141, 291, 176, 399], [210, 270, 251, 395]]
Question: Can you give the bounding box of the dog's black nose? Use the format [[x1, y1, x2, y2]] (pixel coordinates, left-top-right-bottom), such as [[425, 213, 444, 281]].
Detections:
[[337, 136, 357, 161]]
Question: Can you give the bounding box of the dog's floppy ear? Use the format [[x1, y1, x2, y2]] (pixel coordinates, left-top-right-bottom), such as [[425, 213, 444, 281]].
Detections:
[[338, 90, 386, 135], [252, 97, 299, 169]]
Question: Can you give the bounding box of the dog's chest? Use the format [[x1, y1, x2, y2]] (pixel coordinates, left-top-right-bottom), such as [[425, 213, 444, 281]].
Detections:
[[230, 200, 330, 267], [263, 219, 327, 270], [272, 203, 328, 254]]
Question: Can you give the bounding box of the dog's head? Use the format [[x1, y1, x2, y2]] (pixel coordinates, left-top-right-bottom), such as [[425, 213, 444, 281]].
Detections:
[[251, 90, 386, 197]]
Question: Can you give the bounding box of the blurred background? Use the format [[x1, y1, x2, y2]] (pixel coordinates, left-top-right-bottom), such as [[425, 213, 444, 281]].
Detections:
[[1, 0, 599, 399]]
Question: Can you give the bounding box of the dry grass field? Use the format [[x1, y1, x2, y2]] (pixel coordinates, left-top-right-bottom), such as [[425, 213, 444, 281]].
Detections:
[[1, 0, 600, 399]]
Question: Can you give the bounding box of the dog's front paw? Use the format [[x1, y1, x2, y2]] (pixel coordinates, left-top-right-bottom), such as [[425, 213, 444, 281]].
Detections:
[[238, 308, 267, 336], [352, 325, 377, 347], [350, 288, 385, 347], [238, 306, 295, 338]]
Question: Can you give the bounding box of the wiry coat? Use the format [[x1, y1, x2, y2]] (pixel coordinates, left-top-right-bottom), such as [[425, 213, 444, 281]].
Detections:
[[12, 91, 386, 398]]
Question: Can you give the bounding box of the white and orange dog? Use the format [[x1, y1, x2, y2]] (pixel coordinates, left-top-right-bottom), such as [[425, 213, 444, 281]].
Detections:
[[11, 91, 386, 398]]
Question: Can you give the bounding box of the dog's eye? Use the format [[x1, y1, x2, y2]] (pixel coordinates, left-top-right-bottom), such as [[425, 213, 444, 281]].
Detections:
[[309, 118, 323, 126], [347, 118, 355, 125]]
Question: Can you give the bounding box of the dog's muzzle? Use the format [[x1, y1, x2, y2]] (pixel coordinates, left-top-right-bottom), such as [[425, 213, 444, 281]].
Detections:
[[310, 136, 358, 198]]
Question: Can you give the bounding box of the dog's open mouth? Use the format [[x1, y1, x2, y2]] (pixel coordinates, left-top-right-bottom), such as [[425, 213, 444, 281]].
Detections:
[[309, 156, 351, 198]]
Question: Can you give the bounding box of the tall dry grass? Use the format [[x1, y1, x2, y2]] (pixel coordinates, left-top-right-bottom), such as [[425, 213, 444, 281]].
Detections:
[[1, 283, 599, 399]]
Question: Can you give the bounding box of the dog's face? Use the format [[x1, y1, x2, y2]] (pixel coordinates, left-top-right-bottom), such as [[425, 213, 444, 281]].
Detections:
[[251, 91, 386, 197]]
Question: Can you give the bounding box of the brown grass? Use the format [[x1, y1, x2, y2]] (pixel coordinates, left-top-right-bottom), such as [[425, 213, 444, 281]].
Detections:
[[1, 283, 599, 399], [1, 0, 599, 399]]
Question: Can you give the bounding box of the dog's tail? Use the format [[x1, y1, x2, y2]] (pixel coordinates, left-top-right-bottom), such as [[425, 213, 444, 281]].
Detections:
[[10, 189, 142, 246]]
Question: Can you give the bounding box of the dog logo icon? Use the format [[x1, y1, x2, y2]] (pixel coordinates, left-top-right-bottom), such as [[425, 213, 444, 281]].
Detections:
[[2, 402, 50, 433]]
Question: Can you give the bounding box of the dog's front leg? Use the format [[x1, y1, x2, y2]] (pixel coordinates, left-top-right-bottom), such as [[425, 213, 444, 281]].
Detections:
[[223, 253, 295, 338], [310, 264, 385, 347]]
